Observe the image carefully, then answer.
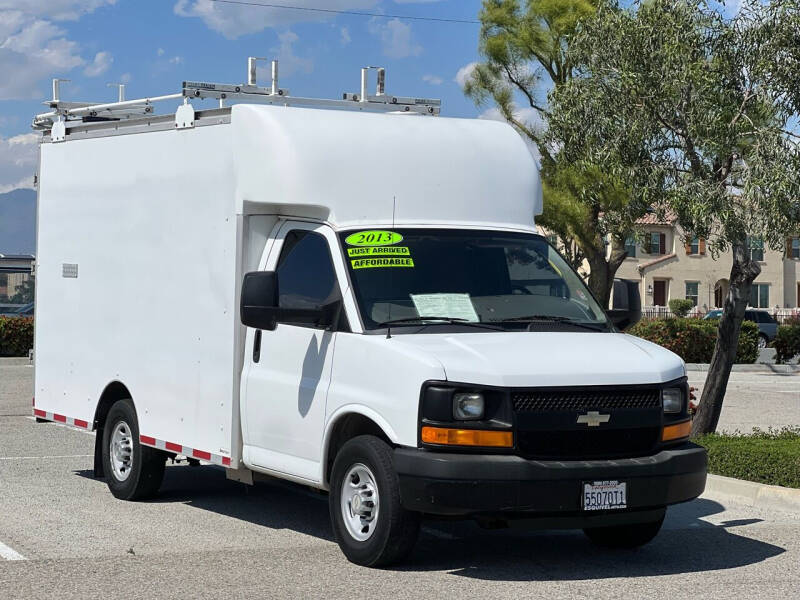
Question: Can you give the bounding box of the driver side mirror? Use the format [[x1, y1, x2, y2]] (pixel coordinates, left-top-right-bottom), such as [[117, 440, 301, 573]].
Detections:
[[608, 279, 642, 330], [240, 271, 336, 331]]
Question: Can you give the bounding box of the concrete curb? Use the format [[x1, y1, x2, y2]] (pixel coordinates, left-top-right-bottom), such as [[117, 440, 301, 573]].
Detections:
[[0, 357, 31, 366], [704, 473, 800, 513], [686, 363, 800, 373]]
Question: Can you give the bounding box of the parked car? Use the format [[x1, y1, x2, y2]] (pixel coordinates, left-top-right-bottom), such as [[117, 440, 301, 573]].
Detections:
[[0, 303, 33, 317], [703, 309, 778, 348]]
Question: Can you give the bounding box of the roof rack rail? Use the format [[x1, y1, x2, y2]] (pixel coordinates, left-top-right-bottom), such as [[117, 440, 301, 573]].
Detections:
[[32, 59, 441, 140]]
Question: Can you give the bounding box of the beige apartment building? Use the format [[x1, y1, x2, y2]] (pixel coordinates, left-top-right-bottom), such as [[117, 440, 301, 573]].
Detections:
[[613, 213, 800, 311]]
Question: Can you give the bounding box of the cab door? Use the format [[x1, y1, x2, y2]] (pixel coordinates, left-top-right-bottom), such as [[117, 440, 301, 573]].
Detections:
[[241, 221, 346, 483]]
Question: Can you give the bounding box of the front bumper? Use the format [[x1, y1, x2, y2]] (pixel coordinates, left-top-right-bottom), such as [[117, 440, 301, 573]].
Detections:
[[394, 443, 707, 519]]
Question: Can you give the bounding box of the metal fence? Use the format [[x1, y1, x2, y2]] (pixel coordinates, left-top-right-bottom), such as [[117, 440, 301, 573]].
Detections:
[[641, 306, 800, 324]]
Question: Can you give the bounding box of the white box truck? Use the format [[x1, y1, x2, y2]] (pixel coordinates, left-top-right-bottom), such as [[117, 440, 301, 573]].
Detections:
[[32, 63, 706, 566]]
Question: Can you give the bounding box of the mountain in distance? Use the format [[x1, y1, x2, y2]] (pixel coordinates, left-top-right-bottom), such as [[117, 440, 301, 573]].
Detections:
[[0, 188, 36, 255]]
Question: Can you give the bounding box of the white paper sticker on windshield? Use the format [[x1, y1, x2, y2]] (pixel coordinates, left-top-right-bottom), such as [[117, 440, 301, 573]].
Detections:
[[410, 293, 479, 323]]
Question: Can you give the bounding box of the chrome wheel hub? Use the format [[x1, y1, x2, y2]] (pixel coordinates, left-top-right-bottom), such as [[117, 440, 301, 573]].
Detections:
[[109, 421, 133, 482], [340, 463, 379, 542]]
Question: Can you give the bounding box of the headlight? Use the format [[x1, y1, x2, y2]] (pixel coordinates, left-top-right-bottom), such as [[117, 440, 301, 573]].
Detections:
[[662, 388, 683, 413], [453, 392, 484, 420]]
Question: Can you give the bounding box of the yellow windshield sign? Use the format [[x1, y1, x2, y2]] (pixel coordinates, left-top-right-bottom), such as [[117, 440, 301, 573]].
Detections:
[[351, 257, 415, 269], [345, 230, 403, 246], [347, 246, 410, 257]]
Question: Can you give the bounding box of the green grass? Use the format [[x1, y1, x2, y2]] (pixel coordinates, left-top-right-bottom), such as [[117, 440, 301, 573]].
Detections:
[[695, 428, 800, 489]]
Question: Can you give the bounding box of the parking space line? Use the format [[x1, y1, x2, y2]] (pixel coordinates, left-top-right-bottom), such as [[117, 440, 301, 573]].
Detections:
[[0, 540, 26, 561], [0, 454, 93, 460]]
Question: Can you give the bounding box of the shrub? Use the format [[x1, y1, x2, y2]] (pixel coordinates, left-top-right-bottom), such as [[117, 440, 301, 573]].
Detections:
[[695, 428, 800, 489], [668, 298, 694, 318], [628, 318, 758, 364], [773, 322, 800, 364], [0, 316, 34, 356]]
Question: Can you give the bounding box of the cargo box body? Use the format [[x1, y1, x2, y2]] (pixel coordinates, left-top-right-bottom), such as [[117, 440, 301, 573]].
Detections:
[[34, 122, 244, 465]]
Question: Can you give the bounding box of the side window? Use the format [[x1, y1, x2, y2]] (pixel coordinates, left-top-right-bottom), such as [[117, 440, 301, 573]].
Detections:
[[276, 230, 338, 317]]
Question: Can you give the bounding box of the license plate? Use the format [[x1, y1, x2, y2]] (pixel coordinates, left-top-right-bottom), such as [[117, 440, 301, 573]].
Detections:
[[582, 480, 627, 511]]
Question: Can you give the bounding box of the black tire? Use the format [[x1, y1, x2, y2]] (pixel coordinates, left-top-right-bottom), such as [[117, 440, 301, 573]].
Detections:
[[583, 511, 666, 549], [758, 334, 769, 349], [329, 435, 420, 567], [102, 399, 166, 501]]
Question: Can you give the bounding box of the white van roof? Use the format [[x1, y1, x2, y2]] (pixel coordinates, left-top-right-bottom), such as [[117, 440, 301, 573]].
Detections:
[[233, 104, 542, 231]]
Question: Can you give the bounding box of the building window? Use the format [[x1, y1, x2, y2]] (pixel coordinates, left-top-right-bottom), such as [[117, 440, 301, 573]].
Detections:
[[749, 283, 769, 308], [649, 232, 665, 255], [624, 236, 636, 258], [748, 236, 764, 262], [790, 237, 800, 259], [685, 281, 699, 307], [690, 238, 699, 255]]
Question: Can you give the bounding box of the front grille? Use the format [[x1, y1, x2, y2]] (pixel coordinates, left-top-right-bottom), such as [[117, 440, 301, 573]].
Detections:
[[513, 388, 661, 412], [516, 427, 661, 460], [512, 385, 664, 459]]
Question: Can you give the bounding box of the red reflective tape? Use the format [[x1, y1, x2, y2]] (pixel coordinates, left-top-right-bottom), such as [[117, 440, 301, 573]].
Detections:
[[54, 414, 67, 422], [222, 457, 231, 467], [165, 441, 182, 453], [33, 408, 46, 418], [192, 449, 211, 461], [74, 419, 89, 429], [140, 435, 156, 446]]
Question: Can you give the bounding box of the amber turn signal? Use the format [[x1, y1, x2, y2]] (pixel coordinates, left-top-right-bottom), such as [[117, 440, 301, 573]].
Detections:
[[662, 420, 692, 442], [421, 426, 513, 448]]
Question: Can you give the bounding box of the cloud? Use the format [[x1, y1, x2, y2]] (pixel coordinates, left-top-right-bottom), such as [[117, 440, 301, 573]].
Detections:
[[83, 50, 112, 77], [454, 61, 478, 88], [169, 55, 184, 65], [0, 1, 116, 21], [0, 133, 38, 193], [479, 105, 543, 162], [368, 18, 422, 59], [157, 47, 165, 56], [119, 72, 132, 84], [422, 74, 442, 85], [174, 0, 379, 39], [258, 31, 312, 77], [0, 3, 115, 100], [340, 26, 351, 46]]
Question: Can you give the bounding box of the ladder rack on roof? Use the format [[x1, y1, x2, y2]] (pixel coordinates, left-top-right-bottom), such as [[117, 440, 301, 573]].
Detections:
[[32, 59, 441, 142]]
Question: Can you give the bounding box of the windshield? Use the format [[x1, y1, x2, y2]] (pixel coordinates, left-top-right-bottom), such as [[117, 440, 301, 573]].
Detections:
[[339, 228, 611, 332]]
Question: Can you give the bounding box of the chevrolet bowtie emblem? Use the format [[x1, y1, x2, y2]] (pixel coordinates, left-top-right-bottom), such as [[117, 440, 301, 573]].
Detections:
[[577, 411, 610, 427]]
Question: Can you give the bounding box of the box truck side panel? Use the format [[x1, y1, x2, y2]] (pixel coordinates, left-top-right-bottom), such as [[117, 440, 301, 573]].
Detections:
[[35, 124, 239, 462]]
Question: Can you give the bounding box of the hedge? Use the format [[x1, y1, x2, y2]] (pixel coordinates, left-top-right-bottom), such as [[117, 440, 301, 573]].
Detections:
[[668, 299, 694, 318], [0, 316, 34, 356], [695, 428, 800, 489], [773, 320, 800, 364], [627, 318, 758, 364]]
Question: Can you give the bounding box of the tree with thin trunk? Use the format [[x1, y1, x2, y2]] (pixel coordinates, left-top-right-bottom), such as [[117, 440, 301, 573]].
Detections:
[[464, 0, 650, 307], [546, 0, 800, 434]]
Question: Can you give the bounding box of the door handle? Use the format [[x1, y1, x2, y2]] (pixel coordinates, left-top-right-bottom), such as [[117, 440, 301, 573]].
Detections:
[[253, 329, 262, 363]]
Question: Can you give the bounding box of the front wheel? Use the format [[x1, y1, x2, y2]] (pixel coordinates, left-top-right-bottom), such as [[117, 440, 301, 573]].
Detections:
[[583, 510, 665, 548], [329, 435, 420, 567], [102, 399, 166, 500]]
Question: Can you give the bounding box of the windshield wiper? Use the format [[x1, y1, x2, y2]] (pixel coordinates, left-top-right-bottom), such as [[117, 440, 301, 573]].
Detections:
[[376, 316, 504, 331], [495, 315, 608, 332]]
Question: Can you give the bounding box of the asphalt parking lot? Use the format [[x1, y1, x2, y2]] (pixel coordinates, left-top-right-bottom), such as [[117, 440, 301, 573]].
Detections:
[[2, 360, 799, 599]]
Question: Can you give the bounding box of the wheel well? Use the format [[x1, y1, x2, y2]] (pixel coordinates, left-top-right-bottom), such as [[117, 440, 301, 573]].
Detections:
[[93, 381, 132, 432], [92, 381, 133, 479], [325, 413, 391, 486]]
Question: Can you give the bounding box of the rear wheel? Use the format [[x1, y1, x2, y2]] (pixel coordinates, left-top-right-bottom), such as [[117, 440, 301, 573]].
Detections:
[[758, 334, 768, 349], [102, 399, 165, 500], [583, 510, 665, 549], [329, 435, 420, 567]]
